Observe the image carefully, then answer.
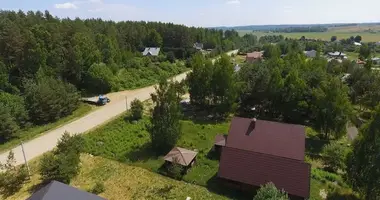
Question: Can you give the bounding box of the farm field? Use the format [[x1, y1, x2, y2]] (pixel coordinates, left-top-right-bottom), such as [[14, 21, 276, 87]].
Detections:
[[238, 30, 380, 42], [3, 154, 228, 200], [82, 107, 358, 200]]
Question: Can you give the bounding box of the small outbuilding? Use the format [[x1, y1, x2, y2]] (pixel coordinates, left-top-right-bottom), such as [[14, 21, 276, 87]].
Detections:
[[142, 47, 161, 56], [213, 134, 227, 153], [164, 147, 198, 167]]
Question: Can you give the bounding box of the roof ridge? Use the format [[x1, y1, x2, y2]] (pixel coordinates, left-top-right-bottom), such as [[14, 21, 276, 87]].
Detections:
[[41, 181, 55, 200], [177, 147, 188, 165]]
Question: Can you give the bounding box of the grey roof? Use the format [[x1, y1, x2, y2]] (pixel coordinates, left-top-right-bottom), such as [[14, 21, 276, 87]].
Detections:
[[142, 47, 160, 56], [304, 50, 317, 58], [372, 57, 380, 61], [234, 64, 241, 72], [193, 43, 204, 50], [328, 51, 346, 56], [27, 181, 106, 200]]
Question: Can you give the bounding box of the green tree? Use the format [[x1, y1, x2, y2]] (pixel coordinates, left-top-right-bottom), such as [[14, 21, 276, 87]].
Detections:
[[149, 79, 182, 153], [354, 35, 362, 43], [254, 182, 288, 200], [311, 77, 352, 139], [85, 63, 115, 94], [322, 141, 348, 172], [0, 92, 29, 128], [146, 29, 163, 47], [331, 36, 337, 42], [346, 105, 380, 199], [130, 99, 144, 120], [39, 132, 83, 184], [262, 44, 281, 59], [0, 151, 28, 196], [0, 105, 19, 141], [359, 44, 371, 60]]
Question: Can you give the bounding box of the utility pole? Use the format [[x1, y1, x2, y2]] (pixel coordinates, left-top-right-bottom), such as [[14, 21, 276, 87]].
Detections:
[[20, 142, 31, 178]]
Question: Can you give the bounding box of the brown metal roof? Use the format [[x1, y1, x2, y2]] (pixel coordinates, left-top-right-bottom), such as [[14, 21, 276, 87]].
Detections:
[[226, 117, 305, 161], [218, 147, 311, 198], [214, 134, 227, 146], [246, 51, 263, 59], [163, 147, 198, 166]]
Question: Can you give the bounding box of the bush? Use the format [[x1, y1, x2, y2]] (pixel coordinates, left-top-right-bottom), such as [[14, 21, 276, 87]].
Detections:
[[167, 162, 183, 180], [0, 151, 28, 196], [254, 182, 288, 200], [90, 182, 105, 194], [0, 105, 19, 141], [39, 133, 83, 184], [24, 77, 80, 125], [322, 141, 348, 172], [130, 99, 144, 120], [85, 63, 115, 94]]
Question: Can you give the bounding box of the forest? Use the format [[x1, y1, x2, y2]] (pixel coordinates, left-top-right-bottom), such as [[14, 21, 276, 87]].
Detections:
[[0, 10, 249, 143]]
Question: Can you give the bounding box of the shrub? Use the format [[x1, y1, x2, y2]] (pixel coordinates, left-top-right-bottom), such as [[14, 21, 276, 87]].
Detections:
[[254, 182, 288, 200], [0, 151, 28, 196], [167, 161, 183, 180], [130, 99, 144, 120], [39, 133, 83, 184], [85, 63, 115, 94], [322, 141, 348, 172], [90, 182, 105, 194], [0, 105, 19, 141]]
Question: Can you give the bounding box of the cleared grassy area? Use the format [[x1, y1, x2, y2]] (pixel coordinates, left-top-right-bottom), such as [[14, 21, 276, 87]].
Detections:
[[3, 154, 228, 200], [0, 103, 94, 153], [238, 30, 380, 42]]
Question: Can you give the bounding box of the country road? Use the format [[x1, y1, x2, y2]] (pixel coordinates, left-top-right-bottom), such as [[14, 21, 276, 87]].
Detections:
[[0, 50, 238, 166]]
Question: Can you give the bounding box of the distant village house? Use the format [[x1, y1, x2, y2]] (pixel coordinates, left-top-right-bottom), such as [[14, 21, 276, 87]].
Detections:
[[193, 42, 204, 51], [327, 51, 347, 59], [304, 50, 317, 58], [142, 47, 161, 56], [245, 51, 263, 63]]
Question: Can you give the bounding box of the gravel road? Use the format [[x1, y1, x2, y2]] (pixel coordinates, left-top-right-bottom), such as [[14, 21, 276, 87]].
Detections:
[[0, 50, 238, 166]]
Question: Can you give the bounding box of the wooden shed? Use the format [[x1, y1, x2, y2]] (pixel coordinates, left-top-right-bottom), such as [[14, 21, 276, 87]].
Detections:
[[213, 134, 227, 154], [163, 147, 198, 167]]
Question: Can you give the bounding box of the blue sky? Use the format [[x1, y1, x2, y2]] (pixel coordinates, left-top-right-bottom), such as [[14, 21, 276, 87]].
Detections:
[[2, 0, 380, 27]]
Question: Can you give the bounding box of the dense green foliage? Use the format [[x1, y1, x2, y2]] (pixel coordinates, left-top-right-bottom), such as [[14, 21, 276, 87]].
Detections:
[[0, 151, 28, 196], [149, 79, 183, 153], [187, 54, 238, 117], [253, 182, 288, 200], [347, 106, 380, 199], [130, 99, 144, 120], [322, 141, 349, 172], [90, 182, 105, 195], [39, 132, 84, 184]]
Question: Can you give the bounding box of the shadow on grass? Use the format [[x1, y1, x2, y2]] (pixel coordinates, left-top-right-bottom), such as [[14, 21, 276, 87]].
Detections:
[[306, 138, 330, 155], [27, 181, 49, 195], [206, 149, 220, 160], [206, 175, 253, 200], [182, 108, 228, 125], [123, 142, 160, 162]]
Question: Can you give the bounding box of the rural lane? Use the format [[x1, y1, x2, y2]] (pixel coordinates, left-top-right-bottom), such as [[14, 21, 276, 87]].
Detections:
[[0, 50, 238, 166]]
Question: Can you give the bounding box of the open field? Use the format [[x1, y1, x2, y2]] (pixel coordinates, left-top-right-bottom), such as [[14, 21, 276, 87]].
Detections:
[[3, 154, 228, 200], [0, 104, 94, 153], [238, 30, 380, 42]]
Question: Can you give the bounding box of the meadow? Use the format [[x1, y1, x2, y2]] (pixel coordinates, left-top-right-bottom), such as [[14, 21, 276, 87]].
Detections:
[[238, 28, 380, 42]]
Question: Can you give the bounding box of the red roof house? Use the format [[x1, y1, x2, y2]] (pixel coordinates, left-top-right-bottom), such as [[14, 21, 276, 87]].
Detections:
[[246, 51, 263, 63], [218, 117, 310, 199]]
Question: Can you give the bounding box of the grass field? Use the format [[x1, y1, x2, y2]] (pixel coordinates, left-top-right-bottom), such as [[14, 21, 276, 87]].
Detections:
[[238, 30, 380, 42], [3, 154, 228, 200], [0, 103, 95, 153]]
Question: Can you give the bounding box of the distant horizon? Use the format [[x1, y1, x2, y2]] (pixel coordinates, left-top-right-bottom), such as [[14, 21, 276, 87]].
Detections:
[[2, 0, 380, 27]]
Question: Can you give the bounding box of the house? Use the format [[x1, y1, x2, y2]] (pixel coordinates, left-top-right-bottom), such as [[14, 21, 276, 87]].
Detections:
[[304, 50, 317, 58], [213, 134, 227, 153], [357, 60, 366, 66], [372, 57, 380, 65], [341, 73, 351, 82], [142, 47, 160, 56], [193, 42, 204, 51], [353, 42, 362, 46], [246, 51, 263, 63], [164, 147, 198, 167], [217, 117, 311, 199], [27, 180, 105, 200], [376, 41, 380, 46], [234, 64, 241, 72], [327, 51, 346, 59]]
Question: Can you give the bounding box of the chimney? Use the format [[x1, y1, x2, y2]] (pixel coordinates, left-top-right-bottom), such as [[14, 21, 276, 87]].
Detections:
[[246, 118, 257, 136]]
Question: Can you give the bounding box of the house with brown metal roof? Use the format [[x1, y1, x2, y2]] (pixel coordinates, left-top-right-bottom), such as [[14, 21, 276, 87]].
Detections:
[[217, 117, 310, 199], [164, 147, 198, 167], [246, 51, 263, 63]]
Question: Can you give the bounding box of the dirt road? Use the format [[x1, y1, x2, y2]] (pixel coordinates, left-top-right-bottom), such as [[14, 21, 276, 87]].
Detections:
[[0, 50, 238, 166]]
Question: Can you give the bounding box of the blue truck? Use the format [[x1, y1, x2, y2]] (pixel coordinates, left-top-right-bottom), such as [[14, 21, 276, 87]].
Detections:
[[82, 95, 111, 106]]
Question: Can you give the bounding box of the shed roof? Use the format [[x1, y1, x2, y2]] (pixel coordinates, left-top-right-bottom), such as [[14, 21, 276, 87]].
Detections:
[[164, 147, 198, 166], [246, 51, 263, 59], [214, 134, 227, 147], [218, 147, 311, 198], [142, 47, 160, 56], [328, 51, 346, 56], [27, 181, 105, 200], [226, 117, 305, 161]]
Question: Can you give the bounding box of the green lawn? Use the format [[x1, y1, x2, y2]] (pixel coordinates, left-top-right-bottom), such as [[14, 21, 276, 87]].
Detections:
[[0, 103, 94, 153], [238, 31, 380, 42], [82, 110, 358, 200]]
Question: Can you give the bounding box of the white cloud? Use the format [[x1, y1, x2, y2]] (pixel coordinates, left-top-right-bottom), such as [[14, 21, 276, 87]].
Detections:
[[226, 0, 241, 4], [54, 2, 78, 9]]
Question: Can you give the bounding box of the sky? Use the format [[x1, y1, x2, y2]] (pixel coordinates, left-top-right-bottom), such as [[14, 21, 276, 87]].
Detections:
[[2, 0, 380, 27]]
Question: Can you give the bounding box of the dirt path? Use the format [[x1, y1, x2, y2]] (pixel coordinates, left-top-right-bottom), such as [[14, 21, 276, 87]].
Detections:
[[0, 50, 238, 166]]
